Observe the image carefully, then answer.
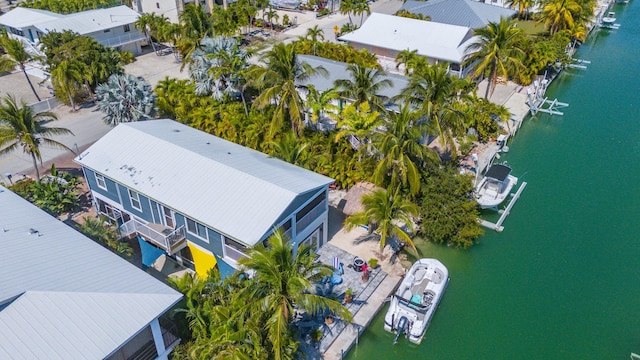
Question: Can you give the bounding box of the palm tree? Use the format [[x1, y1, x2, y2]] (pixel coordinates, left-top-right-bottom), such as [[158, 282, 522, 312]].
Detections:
[[177, 4, 214, 66], [539, 0, 584, 35], [334, 64, 392, 110], [339, 0, 355, 24], [239, 230, 352, 360], [463, 18, 525, 99], [353, 0, 371, 26], [270, 132, 309, 166], [51, 59, 84, 111], [0, 34, 43, 102], [306, 25, 325, 55], [506, 0, 534, 19], [395, 49, 428, 76], [344, 187, 419, 254], [334, 101, 381, 153], [400, 63, 471, 156], [95, 74, 157, 126], [0, 94, 73, 181], [373, 104, 438, 195], [305, 85, 339, 125], [265, 8, 279, 34], [249, 43, 326, 137]]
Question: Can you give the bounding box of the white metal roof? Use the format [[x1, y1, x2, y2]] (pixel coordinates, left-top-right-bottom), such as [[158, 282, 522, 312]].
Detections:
[[0, 7, 63, 29], [33, 5, 139, 35], [74, 120, 334, 245], [339, 13, 477, 64], [0, 186, 182, 360]]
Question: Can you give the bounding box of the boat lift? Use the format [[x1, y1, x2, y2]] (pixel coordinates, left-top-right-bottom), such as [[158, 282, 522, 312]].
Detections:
[[479, 182, 527, 232], [526, 78, 569, 116]]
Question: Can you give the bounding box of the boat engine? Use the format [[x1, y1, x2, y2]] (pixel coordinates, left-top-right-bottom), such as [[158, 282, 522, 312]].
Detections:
[[393, 316, 409, 345]]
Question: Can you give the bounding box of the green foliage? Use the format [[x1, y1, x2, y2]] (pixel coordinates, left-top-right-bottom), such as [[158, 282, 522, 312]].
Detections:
[[368, 258, 378, 268], [30, 165, 79, 216], [394, 9, 430, 21], [6, 179, 35, 198], [20, 0, 124, 14], [78, 216, 133, 258], [418, 166, 483, 248], [292, 39, 379, 69]]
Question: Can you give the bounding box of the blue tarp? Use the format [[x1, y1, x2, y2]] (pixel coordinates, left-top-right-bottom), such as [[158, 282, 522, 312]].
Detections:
[[216, 257, 236, 279], [138, 236, 165, 267]]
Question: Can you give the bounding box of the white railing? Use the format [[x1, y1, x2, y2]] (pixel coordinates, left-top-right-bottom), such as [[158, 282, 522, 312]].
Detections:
[[119, 219, 186, 254], [98, 32, 146, 48], [296, 201, 326, 233]]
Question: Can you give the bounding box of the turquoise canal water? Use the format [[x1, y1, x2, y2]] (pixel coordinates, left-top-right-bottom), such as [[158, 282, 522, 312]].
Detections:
[[347, 3, 640, 359]]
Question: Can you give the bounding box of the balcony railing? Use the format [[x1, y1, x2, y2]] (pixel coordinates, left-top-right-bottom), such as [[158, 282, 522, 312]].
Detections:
[[98, 32, 146, 48], [119, 219, 187, 255], [296, 201, 326, 233]]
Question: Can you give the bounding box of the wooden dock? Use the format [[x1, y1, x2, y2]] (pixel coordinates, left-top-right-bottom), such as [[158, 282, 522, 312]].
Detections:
[[480, 182, 527, 232]]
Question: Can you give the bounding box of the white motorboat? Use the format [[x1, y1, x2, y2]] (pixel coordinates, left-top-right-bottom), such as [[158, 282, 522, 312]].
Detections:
[[384, 258, 449, 345], [601, 11, 616, 25], [475, 163, 518, 209]]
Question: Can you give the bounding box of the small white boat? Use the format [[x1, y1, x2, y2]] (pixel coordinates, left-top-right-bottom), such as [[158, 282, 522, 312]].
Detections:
[[601, 11, 616, 25], [384, 258, 448, 345], [475, 163, 518, 209]]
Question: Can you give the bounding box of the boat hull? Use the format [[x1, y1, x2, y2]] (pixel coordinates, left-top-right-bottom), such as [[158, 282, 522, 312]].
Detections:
[[475, 175, 518, 209]]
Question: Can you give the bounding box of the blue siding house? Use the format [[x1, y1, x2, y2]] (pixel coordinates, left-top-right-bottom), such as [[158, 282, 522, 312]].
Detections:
[[75, 120, 334, 277]]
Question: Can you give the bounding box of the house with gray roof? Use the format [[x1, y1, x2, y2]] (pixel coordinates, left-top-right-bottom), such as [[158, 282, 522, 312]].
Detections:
[[339, 13, 477, 78], [74, 119, 334, 277], [0, 5, 145, 55], [0, 185, 182, 360], [400, 0, 516, 29]]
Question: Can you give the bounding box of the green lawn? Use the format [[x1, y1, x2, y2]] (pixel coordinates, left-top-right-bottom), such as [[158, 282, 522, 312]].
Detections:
[[514, 20, 547, 36]]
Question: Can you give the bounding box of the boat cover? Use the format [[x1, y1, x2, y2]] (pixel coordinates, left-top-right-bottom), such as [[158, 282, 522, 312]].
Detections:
[[485, 164, 511, 182]]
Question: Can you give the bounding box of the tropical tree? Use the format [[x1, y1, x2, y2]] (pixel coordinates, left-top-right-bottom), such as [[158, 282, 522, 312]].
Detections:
[[265, 7, 279, 34], [334, 64, 392, 110], [249, 43, 326, 136], [334, 101, 381, 154], [0, 34, 43, 102], [51, 59, 84, 111], [373, 104, 438, 195], [305, 85, 339, 124], [394, 49, 429, 76], [353, 0, 371, 26], [344, 187, 419, 254], [239, 230, 352, 359], [270, 132, 309, 166], [0, 95, 73, 181], [539, 0, 585, 35], [95, 74, 157, 126], [506, 0, 534, 19], [463, 18, 525, 99], [305, 25, 325, 55], [400, 63, 471, 156], [339, 0, 355, 24], [177, 4, 214, 66]]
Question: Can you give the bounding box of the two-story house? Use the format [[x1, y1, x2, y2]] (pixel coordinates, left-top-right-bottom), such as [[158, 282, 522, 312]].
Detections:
[[75, 119, 334, 277], [0, 5, 145, 55], [0, 185, 182, 360]]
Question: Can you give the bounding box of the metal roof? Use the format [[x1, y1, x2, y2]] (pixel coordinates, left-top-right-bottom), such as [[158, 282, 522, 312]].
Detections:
[[33, 5, 139, 35], [74, 120, 334, 245], [0, 7, 63, 29], [298, 55, 409, 100], [0, 186, 182, 360], [339, 13, 477, 64], [401, 0, 516, 29]]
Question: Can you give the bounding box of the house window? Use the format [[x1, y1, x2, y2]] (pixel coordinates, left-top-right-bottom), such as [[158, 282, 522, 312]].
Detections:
[[186, 217, 208, 241], [95, 173, 107, 190], [124, 24, 130, 32], [156, 2, 160, 8], [104, 29, 111, 33], [224, 236, 247, 261], [128, 189, 142, 210]]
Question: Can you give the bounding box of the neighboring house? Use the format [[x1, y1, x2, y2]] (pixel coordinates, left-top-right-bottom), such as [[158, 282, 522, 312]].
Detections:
[[135, 0, 213, 24], [400, 0, 516, 29], [0, 5, 146, 55], [0, 185, 182, 360], [298, 54, 410, 130], [339, 13, 477, 78], [74, 119, 334, 277]]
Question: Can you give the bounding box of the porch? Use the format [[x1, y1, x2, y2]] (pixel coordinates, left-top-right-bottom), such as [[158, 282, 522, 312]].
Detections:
[[119, 218, 187, 255]]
